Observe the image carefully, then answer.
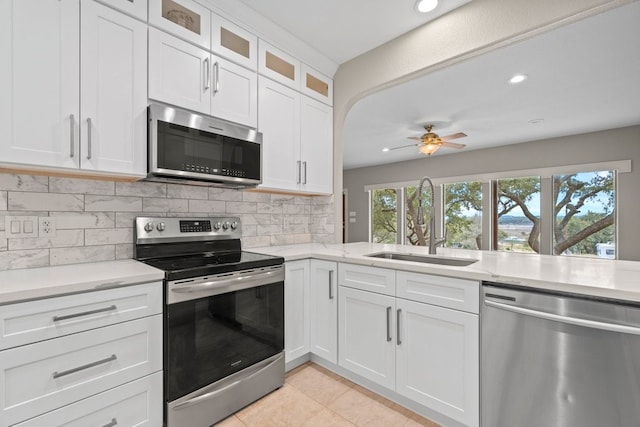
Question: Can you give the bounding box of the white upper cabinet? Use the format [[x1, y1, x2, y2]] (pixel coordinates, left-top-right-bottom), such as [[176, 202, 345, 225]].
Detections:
[[212, 13, 257, 70], [95, 0, 148, 21], [301, 64, 333, 106], [149, 27, 211, 114], [259, 76, 301, 192], [0, 0, 80, 169], [211, 56, 258, 128], [149, 0, 210, 49], [258, 40, 300, 90], [300, 95, 333, 194], [81, 1, 147, 175]]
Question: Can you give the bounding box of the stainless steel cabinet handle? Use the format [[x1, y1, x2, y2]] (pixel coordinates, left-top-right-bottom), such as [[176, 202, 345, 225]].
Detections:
[[102, 418, 118, 427], [328, 270, 334, 300], [52, 305, 117, 322], [86, 118, 92, 159], [296, 160, 302, 184], [204, 57, 210, 90], [52, 354, 117, 379], [69, 114, 75, 157], [386, 306, 392, 342], [485, 300, 640, 335], [396, 308, 402, 345], [213, 61, 220, 94], [302, 161, 307, 184]]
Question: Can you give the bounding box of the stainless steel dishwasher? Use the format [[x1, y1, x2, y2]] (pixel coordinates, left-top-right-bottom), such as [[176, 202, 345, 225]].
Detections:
[[481, 282, 640, 427]]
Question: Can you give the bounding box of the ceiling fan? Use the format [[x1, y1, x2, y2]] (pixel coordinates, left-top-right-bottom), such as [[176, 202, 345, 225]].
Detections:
[[388, 125, 467, 155]]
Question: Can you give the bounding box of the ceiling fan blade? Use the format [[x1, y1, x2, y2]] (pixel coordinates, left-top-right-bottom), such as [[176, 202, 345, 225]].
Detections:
[[388, 143, 419, 151], [441, 132, 467, 141], [441, 141, 466, 149], [407, 136, 422, 141]]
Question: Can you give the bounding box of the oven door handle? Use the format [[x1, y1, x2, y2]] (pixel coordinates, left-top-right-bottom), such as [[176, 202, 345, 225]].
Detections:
[[172, 354, 283, 410], [170, 269, 283, 298]]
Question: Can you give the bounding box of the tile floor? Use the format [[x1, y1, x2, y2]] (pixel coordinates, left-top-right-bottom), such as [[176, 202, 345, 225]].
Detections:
[[215, 362, 440, 427]]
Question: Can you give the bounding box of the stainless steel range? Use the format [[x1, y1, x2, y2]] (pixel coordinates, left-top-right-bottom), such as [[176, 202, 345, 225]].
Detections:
[[134, 217, 285, 427]]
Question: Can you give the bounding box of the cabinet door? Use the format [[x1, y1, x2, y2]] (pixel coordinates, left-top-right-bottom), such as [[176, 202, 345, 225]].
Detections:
[[212, 13, 257, 70], [258, 40, 300, 89], [0, 0, 79, 169], [149, 0, 210, 49], [396, 299, 479, 427], [95, 0, 148, 21], [301, 64, 333, 106], [211, 55, 257, 128], [284, 260, 309, 364], [309, 260, 338, 363], [149, 28, 211, 114], [300, 96, 333, 194], [338, 286, 395, 389], [80, 1, 147, 175], [258, 77, 300, 192]]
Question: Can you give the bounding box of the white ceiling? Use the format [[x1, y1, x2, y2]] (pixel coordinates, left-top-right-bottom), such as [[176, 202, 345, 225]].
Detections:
[[236, 0, 471, 65], [238, 1, 640, 171]]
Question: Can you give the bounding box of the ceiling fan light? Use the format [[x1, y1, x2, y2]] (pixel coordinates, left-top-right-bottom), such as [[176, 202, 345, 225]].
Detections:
[[415, 0, 438, 13], [419, 143, 440, 155]]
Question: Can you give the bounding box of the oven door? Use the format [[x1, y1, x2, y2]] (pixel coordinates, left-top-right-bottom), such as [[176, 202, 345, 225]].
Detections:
[[165, 271, 284, 404]]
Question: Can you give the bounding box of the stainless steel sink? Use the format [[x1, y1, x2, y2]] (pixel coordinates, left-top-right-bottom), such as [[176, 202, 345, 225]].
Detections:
[[365, 252, 478, 266]]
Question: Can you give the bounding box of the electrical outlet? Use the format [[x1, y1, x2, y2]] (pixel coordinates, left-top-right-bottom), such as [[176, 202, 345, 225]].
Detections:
[[39, 216, 57, 237]]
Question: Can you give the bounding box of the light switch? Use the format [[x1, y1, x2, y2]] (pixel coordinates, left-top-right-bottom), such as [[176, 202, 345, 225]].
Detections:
[[11, 220, 21, 234], [23, 220, 33, 233]]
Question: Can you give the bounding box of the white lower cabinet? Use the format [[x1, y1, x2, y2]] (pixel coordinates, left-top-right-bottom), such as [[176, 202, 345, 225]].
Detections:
[[14, 371, 163, 427], [396, 298, 479, 427], [338, 263, 479, 427], [338, 286, 396, 389], [285, 260, 310, 363], [309, 260, 338, 363], [0, 282, 163, 426]]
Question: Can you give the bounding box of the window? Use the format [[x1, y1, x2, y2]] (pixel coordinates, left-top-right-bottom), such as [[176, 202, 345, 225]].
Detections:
[[444, 181, 482, 249], [496, 177, 540, 253], [552, 171, 615, 257], [371, 188, 398, 243], [405, 185, 430, 246]]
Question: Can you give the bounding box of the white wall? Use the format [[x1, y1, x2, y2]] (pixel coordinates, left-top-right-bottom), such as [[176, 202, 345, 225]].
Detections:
[[332, 0, 630, 243], [343, 125, 640, 261]]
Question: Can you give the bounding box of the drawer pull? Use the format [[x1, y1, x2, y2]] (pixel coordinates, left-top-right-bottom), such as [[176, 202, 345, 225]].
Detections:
[[52, 305, 117, 322], [102, 418, 118, 427], [52, 354, 117, 379]]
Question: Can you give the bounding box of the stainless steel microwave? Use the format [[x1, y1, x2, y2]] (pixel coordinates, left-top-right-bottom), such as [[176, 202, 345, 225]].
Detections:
[[146, 103, 262, 188]]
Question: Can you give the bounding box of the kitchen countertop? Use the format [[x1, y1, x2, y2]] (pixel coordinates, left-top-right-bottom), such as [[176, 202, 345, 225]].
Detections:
[[251, 242, 640, 303], [0, 259, 164, 305]]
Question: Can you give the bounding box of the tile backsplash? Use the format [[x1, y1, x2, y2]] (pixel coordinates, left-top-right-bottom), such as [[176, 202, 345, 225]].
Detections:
[[0, 173, 335, 271]]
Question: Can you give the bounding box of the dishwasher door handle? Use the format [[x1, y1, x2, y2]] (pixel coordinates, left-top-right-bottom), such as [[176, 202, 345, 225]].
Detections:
[[485, 299, 640, 335]]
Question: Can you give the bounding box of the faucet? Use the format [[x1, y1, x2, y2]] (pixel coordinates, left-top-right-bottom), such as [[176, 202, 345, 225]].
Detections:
[[416, 176, 446, 254]]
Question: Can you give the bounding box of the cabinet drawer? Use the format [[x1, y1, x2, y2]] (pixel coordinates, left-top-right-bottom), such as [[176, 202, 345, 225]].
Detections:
[[149, 0, 211, 49], [338, 263, 395, 296], [14, 372, 163, 427], [396, 271, 479, 313], [0, 315, 162, 426], [0, 281, 162, 350]]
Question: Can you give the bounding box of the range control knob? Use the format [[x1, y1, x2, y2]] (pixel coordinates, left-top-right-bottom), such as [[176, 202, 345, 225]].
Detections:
[[156, 222, 166, 232], [144, 222, 154, 232], [230, 221, 238, 230], [213, 222, 222, 231], [222, 221, 230, 231]]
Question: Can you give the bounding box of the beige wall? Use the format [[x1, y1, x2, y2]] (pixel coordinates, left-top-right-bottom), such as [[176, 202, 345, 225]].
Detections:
[[332, 0, 631, 243], [343, 125, 640, 261]]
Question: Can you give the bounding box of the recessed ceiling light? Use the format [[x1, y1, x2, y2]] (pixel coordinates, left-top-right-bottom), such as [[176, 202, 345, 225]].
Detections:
[[382, 147, 390, 152], [415, 0, 439, 13], [508, 74, 528, 84]]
